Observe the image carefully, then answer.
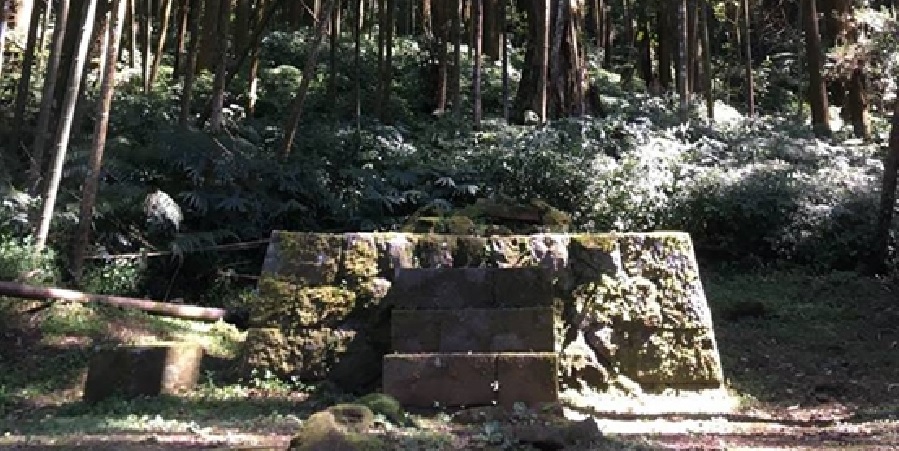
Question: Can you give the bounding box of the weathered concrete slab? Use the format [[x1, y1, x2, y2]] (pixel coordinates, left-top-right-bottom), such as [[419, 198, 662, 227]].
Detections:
[[391, 308, 555, 353], [383, 352, 559, 408], [383, 353, 496, 407], [83, 343, 203, 402], [496, 352, 559, 407]]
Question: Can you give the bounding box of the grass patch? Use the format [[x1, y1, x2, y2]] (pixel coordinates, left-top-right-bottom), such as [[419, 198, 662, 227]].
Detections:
[[703, 266, 899, 409]]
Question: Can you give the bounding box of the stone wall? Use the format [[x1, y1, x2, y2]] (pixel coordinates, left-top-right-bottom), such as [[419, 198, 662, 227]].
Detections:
[[238, 231, 724, 401]]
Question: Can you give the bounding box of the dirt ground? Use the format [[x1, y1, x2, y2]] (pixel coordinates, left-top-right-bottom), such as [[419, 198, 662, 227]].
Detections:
[[1, 269, 898, 450]]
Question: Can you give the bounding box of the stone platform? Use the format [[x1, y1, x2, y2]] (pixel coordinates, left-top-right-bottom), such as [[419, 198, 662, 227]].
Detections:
[[238, 231, 726, 412]]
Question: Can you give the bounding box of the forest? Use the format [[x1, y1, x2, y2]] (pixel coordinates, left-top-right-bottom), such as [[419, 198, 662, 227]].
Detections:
[[0, 0, 898, 449]]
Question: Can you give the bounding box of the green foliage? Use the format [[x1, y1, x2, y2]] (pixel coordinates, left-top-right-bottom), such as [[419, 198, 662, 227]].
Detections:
[[79, 258, 147, 296], [0, 235, 59, 286]]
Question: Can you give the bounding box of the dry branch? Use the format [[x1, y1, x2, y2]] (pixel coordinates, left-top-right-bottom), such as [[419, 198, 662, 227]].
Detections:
[[0, 281, 227, 321]]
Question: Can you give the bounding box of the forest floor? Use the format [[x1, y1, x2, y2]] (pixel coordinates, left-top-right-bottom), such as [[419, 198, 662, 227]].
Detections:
[[0, 267, 897, 450]]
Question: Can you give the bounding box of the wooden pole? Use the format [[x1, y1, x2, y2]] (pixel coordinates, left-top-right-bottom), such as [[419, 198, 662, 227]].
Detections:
[[0, 281, 228, 321]]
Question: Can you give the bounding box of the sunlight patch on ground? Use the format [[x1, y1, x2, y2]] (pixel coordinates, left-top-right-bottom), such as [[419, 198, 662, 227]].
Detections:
[[562, 386, 740, 417]]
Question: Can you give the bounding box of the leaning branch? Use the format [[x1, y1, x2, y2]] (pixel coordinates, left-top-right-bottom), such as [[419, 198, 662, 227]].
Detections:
[[0, 281, 227, 321]]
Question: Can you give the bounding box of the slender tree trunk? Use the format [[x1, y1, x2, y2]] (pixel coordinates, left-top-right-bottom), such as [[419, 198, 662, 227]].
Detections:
[[740, 0, 754, 116], [434, 0, 448, 113], [870, 100, 899, 274], [142, 0, 152, 92], [700, 0, 713, 121], [472, 0, 482, 128], [12, 0, 43, 145], [149, 0, 174, 86], [501, 0, 508, 121], [354, 0, 362, 131], [179, 0, 201, 127], [328, 0, 339, 106], [72, 0, 127, 281], [173, 0, 189, 76], [677, 0, 688, 121], [379, 0, 395, 123], [34, 0, 98, 253], [279, 0, 336, 159], [0, 0, 9, 80], [538, 0, 549, 122], [657, 1, 671, 90], [128, 0, 136, 68], [29, 0, 70, 195], [482, 0, 500, 60], [804, 0, 830, 135], [451, 0, 461, 116], [208, 0, 230, 132]]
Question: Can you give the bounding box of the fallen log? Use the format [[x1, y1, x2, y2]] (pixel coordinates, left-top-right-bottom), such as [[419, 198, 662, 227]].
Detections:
[[0, 281, 227, 321]]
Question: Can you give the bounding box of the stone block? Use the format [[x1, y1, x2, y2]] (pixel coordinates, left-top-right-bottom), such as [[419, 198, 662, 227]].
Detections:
[[383, 353, 496, 407], [496, 353, 559, 407], [492, 267, 554, 307], [391, 308, 555, 353], [83, 343, 203, 402], [388, 268, 494, 309], [390, 310, 441, 352]]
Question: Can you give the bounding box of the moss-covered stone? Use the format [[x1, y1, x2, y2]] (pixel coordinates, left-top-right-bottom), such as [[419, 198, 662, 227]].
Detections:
[[250, 231, 725, 400], [288, 405, 383, 451], [252, 278, 357, 329], [357, 393, 405, 425], [238, 328, 293, 379]]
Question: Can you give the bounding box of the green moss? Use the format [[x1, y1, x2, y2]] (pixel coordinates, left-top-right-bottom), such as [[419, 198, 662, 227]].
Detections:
[[289, 406, 383, 451], [357, 393, 405, 425], [238, 328, 293, 379]]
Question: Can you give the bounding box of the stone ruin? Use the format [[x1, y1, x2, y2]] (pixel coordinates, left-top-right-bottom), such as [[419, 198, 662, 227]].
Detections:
[[238, 231, 727, 413]]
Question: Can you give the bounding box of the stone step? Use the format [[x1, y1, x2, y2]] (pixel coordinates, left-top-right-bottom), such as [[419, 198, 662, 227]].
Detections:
[[391, 307, 555, 353], [388, 267, 553, 309], [382, 352, 558, 408]]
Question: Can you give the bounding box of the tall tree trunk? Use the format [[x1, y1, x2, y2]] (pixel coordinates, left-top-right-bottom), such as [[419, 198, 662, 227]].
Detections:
[[740, 0, 754, 116], [804, 0, 830, 135], [419, 0, 431, 38], [539, 0, 550, 121], [279, 0, 336, 159], [472, 0, 482, 128], [870, 100, 899, 274], [149, 0, 174, 86], [501, 0, 508, 121], [700, 0, 713, 121], [12, 0, 43, 148], [482, 0, 500, 60], [29, 0, 70, 195], [844, 62, 870, 140], [208, 0, 230, 132], [657, 1, 671, 90], [128, 0, 136, 68], [434, 0, 448, 113], [0, 0, 9, 80], [677, 0, 688, 121], [328, 0, 339, 105], [451, 0, 462, 116], [354, 0, 362, 131], [173, 0, 189, 76], [379, 0, 395, 123], [35, 0, 98, 253], [141, 0, 152, 92], [179, 0, 201, 127], [72, 0, 127, 281]]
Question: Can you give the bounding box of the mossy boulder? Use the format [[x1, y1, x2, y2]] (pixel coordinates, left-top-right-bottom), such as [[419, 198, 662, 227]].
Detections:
[[288, 404, 382, 451], [357, 393, 405, 425]]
